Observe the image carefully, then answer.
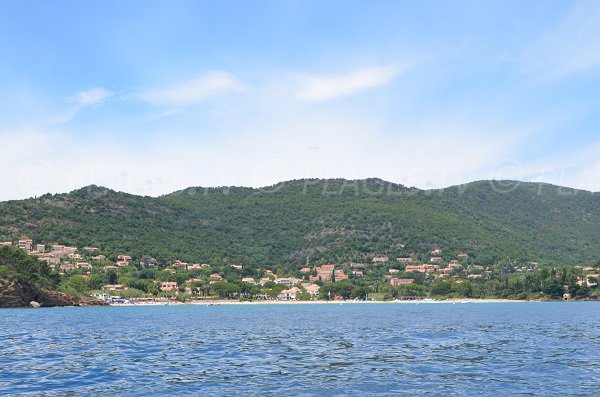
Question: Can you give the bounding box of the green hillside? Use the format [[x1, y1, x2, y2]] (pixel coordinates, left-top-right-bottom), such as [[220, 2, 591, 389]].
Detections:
[[0, 179, 598, 268]]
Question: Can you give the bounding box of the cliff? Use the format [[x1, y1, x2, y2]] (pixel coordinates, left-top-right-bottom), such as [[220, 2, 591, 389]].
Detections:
[[0, 278, 107, 308]]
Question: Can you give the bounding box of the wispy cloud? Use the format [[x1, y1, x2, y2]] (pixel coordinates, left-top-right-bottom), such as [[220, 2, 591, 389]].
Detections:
[[295, 64, 403, 102], [521, 0, 600, 78], [139, 71, 245, 106], [53, 87, 113, 124], [73, 87, 114, 105]]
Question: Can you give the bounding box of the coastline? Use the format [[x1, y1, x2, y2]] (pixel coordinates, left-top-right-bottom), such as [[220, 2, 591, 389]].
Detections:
[[107, 298, 552, 307]]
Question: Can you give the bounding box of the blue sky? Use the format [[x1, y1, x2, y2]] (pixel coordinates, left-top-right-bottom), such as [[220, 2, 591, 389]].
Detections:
[[1, 0, 599, 200]]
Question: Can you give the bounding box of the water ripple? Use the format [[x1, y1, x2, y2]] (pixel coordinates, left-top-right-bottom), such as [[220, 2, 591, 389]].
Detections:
[[0, 303, 599, 396]]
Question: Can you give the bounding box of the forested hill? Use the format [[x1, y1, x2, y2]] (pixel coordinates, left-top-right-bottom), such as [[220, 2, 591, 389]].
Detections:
[[0, 179, 598, 268]]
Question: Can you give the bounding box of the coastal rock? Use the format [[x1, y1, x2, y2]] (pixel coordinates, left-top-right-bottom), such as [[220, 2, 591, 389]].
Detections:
[[0, 278, 108, 308]]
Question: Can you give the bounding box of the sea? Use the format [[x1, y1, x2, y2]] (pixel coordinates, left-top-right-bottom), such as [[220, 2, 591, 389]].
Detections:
[[0, 302, 599, 396]]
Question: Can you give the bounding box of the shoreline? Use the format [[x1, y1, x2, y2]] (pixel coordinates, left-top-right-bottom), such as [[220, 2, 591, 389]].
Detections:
[[106, 298, 578, 307]]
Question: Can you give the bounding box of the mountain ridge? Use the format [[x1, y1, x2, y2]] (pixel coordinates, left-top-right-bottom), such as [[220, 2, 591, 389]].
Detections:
[[0, 178, 598, 268]]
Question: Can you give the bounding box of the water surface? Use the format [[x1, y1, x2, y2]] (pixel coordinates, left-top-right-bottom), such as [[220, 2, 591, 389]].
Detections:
[[1, 302, 599, 396]]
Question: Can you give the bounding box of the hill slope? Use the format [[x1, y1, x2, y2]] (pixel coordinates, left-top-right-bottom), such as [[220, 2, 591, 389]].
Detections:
[[0, 179, 598, 267]]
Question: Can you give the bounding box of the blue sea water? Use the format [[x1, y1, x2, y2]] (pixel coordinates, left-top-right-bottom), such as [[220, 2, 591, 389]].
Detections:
[[0, 302, 599, 396]]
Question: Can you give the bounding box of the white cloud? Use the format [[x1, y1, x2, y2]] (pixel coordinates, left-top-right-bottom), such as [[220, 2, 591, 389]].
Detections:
[[295, 64, 403, 102], [139, 71, 245, 106], [0, 112, 531, 201], [522, 142, 600, 192], [73, 87, 114, 105]]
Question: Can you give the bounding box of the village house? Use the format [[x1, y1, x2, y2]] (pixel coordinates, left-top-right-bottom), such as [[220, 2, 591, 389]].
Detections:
[[83, 247, 99, 252], [103, 265, 119, 271], [242, 277, 257, 285], [35, 244, 45, 253], [231, 264, 243, 270], [40, 255, 60, 266], [313, 264, 335, 282], [103, 284, 126, 291], [275, 277, 300, 287], [430, 256, 443, 262], [277, 287, 301, 300], [187, 263, 203, 270], [172, 260, 188, 269], [352, 270, 364, 277], [390, 278, 415, 286], [77, 262, 93, 270], [431, 248, 442, 255], [372, 256, 389, 263], [457, 253, 469, 258], [303, 283, 320, 298], [389, 268, 400, 274], [51, 245, 65, 255], [59, 263, 76, 272], [0, 241, 13, 246], [64, 246, 78, 255], [210, 273, 223, 280], [396, 257, 412, 263], [18, 239, 33, 251], [92, 255, 107, 261], [405, 265, 427, 273], [160, 281, 178, 292], [299, 267, 311, 273]]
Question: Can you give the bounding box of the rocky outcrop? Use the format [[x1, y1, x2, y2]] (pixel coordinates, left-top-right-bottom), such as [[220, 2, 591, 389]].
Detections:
[[0, 278, 108, 308]]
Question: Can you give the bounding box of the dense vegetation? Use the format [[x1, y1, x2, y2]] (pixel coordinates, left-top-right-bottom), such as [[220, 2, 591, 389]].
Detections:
[[0, 246, 59, 289], [0, 178, 598, 270]]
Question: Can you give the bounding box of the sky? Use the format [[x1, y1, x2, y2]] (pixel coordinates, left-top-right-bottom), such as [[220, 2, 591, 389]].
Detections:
[[1, 0, 599, 200]]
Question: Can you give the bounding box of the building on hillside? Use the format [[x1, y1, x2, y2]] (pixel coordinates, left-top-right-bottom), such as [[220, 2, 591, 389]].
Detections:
[[299, 267, 311, 273], [276, 277, 300, 287], [303, 283, 320, 298], [160, 282, 178, 291], [390, 278, 415, 286], [64, 246, 78, 255], [277, 287, 301, 300], [187, 264, 203, 270], [405, 265, 427, 273], [103, 284, 126, 291], [18, 239, 33, 251], [77, 262, 93, 270], [59, 263, 76, 272], [242, 277, 257, 285], [372, 256, 389, 263]]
